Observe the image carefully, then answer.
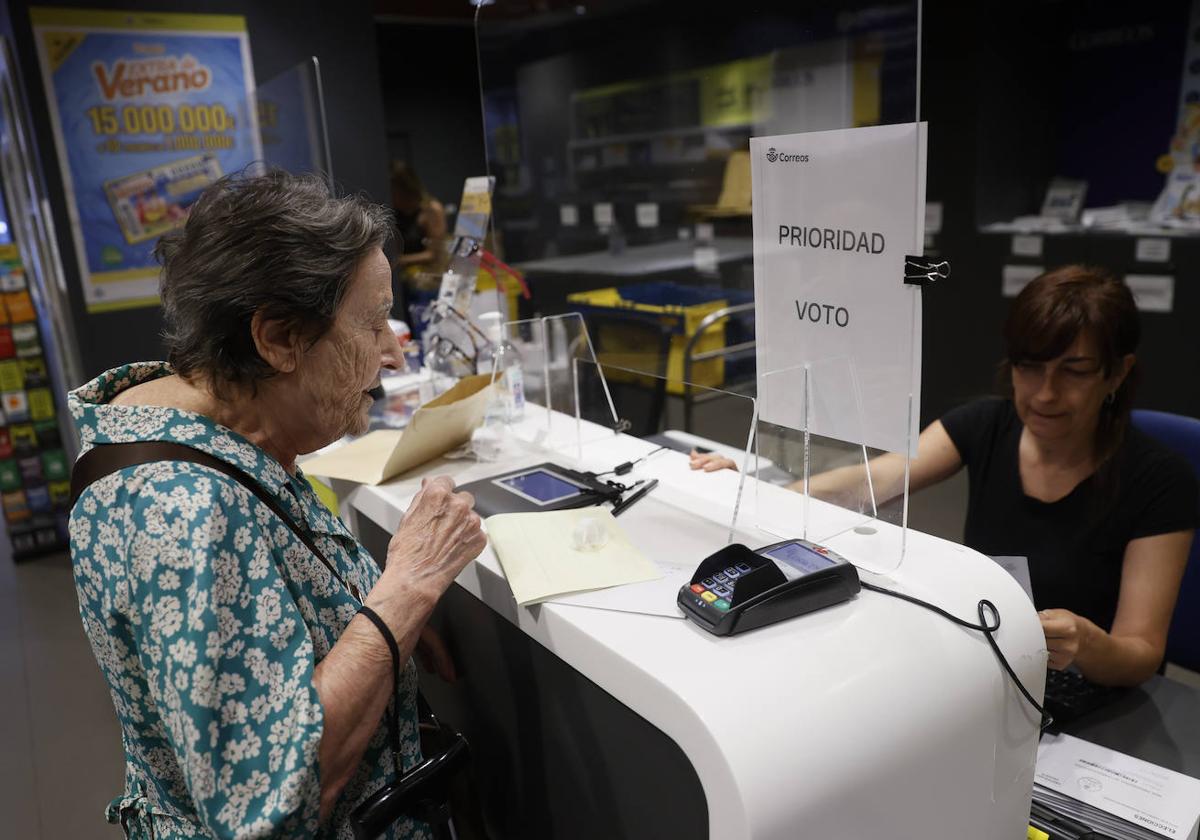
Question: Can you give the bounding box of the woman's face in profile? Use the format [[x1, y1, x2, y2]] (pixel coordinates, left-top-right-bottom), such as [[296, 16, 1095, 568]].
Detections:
[[296, 248, 402, 443], [1010, 331, 1121, 445]]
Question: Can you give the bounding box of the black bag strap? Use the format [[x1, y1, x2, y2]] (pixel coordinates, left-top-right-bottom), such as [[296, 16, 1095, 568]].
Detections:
[[70, 441, 361, 601]]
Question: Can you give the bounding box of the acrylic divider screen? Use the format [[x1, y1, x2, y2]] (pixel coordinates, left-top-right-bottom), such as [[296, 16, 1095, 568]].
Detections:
[[253, 57, 332, 182], [487, 311, 756, 468], [485, 312, 606, 458], [472, 1, 920, 313], [569, 358, 766, 583], [474, 1, 924, 573], [501, 366, 765, 620], [754, 361, 917, 576]]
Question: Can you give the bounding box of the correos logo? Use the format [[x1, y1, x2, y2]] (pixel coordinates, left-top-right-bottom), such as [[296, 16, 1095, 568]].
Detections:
[[766, 147, 809, 164]]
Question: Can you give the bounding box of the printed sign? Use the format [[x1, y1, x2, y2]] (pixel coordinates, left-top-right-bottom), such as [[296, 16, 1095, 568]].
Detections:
[[453, 176, 493, 242], [31, 8, 260, 313], [1125, 274, 1174, 314], [1002, 264, 1044, 298], [1135, 237, 1171, 263], [1151, 0, 1200, 227], [1011, 234, 1043, 258], [1039, 178, 1087, 223], [635, 202, 659, 228], [751, 123, 926, 456], [924, 201, 943, 235], [593, 202, 613, 228]]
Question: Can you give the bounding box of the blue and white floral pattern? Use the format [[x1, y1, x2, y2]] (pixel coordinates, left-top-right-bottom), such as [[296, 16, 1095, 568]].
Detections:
[[69, 362, 427, 839]]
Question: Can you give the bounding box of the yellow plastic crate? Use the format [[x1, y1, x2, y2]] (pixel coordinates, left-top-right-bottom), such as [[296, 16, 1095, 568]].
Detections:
[[567, 286, 728, 395]]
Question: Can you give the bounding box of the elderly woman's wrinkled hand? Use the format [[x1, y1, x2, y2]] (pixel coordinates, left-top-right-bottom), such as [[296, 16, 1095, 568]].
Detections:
[[383, 475, 487, 601]]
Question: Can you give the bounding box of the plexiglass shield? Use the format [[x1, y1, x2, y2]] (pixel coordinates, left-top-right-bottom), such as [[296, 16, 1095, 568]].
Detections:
[[473, 1, 925, 579]]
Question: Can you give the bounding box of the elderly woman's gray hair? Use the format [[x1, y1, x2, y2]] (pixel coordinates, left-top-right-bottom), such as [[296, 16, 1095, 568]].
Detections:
[[156, 170, 393, 399]]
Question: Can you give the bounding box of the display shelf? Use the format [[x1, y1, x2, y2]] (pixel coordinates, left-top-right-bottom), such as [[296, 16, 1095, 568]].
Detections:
[[566, 122, 752, 151], [979, 226, 1200, 240], [0, 245, 70, 559]]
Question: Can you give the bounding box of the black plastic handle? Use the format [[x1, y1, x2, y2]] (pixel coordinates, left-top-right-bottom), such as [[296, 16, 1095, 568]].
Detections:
[[350, 733, 470, 839]]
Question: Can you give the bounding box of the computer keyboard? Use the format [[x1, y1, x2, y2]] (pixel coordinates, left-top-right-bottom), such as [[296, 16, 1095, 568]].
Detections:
[[1042, 668, 1121, 728]]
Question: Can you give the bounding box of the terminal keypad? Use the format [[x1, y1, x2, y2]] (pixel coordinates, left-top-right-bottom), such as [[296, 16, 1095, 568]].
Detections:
[[689, 563, 751, 612]]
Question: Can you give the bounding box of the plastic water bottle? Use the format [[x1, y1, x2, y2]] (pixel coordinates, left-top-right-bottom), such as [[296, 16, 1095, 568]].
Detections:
[[481, 314, 525, 421], [504, 345, 526, 420]]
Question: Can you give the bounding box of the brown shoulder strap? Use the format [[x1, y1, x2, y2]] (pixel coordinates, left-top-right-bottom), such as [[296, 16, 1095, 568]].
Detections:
[[69, 441, 354, 597], [70, 441, 228, 508]]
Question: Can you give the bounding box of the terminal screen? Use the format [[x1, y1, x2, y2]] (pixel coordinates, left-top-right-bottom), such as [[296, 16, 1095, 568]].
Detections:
[[762, 541, 835, 577], [497, 469, 585, 505]]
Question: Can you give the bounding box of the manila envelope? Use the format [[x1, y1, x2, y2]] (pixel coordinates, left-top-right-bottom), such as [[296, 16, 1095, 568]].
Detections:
[[302, 374, 494, 485]]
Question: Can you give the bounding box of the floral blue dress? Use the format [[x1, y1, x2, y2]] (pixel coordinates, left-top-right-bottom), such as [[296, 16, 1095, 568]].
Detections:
[[68, 362, 428, 839]]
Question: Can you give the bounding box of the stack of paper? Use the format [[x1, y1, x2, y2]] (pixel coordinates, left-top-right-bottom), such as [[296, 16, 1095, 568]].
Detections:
[[1033, 733, 1200, 840]]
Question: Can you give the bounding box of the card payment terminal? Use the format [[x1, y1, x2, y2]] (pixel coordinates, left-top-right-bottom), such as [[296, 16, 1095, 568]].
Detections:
[[678, 538, 860, 635]]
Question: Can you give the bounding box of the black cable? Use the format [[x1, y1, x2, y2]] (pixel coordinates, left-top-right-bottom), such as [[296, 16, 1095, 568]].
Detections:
[[859, 580, 1052, 730], [592, 445, 668, 478]]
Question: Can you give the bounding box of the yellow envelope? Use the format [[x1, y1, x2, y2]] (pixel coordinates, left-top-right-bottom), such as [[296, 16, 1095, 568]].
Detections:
[[302, 374, 494, 485]]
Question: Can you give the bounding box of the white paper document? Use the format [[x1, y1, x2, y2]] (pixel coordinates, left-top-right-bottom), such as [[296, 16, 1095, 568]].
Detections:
[[485, 508, 662, 606], [989, 555, 1034, 605], [750, 123, 926, 456], [1035, 733, 1200, 840], [544, 494, 744, 617]]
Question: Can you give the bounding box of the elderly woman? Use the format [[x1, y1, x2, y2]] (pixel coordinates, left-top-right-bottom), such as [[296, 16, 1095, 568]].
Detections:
[[69, 171, 485, 838], [692, 266, 1197, 687]]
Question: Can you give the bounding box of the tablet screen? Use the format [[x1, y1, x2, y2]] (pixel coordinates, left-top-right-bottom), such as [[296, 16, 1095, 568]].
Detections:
[[497, 469, 585, 505], [762, 541, 835, 578]]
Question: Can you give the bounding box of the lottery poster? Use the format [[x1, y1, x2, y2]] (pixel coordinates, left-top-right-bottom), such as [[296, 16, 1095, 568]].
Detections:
[[31, 8, 261, 312]]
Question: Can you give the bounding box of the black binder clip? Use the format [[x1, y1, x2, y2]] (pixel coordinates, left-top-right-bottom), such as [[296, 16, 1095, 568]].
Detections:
[[904, 256, 951, 286]]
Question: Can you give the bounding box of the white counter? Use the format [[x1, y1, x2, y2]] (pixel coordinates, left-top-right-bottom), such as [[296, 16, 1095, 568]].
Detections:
[[322, 408, 1045, 840]]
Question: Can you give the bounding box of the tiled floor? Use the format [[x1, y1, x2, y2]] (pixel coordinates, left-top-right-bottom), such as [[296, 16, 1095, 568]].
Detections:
[[0, 544, 124, 839], [2, 490, 1197, 840]]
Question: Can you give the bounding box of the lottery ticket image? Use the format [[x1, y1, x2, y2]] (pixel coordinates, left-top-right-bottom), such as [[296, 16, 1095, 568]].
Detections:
[[103, 154, 224, 245]]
